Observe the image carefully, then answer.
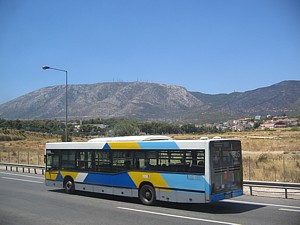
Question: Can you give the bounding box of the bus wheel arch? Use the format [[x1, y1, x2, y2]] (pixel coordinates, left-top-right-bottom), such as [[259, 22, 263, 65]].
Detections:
[[139, 182, 156, 206], [63, 176, 75, 194]]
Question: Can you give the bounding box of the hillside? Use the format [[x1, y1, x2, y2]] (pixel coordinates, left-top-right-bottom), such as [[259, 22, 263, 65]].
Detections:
[[0, 82, 206, 122], [0, 80, 299, 123], [215, 80, 300, 115]]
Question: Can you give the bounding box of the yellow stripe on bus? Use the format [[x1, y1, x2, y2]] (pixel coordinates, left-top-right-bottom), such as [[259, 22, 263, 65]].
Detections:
[[45, 171, 58, 180], [60, 171, 79, 180], [108, 142, 140, 149], [128, 172, 171, 191]]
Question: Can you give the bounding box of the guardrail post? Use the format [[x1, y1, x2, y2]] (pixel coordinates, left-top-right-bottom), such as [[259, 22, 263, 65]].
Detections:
[[285, 188, 288, 199], [249, 186, 253, 196], [283, 156, 286, 182], [42, 169, 44, 175], [248, 156, 251, 180], [16, 166, 18, 172]]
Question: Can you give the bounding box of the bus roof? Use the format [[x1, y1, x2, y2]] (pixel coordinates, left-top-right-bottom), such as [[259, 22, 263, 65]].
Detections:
[[88, 135, 172, 142], [45, 136, 240, 150]]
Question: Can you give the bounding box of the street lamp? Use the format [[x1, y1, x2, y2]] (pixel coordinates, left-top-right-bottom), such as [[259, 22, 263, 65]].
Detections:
[[42, 66, 68, 142]]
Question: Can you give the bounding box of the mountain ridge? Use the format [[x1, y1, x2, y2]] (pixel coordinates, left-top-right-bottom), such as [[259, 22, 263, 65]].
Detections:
[[0, 80, 299, 123]]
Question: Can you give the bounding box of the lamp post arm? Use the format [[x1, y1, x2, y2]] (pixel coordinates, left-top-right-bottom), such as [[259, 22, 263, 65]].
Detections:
[[42, 65, 68, 142], [47, 67, 67, 73]]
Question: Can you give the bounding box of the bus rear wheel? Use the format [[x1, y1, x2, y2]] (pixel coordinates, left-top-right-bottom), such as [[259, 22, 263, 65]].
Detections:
[[64, 178, 75, 194], [139, 184, 156, 206]]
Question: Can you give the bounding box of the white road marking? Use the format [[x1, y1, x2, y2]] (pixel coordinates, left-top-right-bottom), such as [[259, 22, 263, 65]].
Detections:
[[117, 207, 241, 225], [223, 200, 300, 210], [279, 208, 300, 213], [1, 176, 44, 184], [0, 171, 44, 179]]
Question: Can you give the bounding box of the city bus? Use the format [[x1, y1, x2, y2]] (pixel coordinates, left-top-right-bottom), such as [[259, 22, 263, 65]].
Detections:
[[45, 136, 243, 205]]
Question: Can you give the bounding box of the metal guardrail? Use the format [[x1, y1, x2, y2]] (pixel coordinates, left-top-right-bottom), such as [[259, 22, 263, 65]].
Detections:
[[0, 162, 44, 175], [243, 180, 300, 199]]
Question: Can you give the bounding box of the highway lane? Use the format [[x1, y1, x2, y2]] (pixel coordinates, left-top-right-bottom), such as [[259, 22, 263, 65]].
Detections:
[[0, 171, 299, 225]]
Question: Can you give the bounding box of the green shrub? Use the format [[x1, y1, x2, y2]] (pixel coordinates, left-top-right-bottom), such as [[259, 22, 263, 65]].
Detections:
[[257, 153, 268, 163], [0, 135, 25, 141]]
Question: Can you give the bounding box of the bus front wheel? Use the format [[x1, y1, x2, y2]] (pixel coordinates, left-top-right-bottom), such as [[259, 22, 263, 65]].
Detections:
[[64, 178, 75, 194], [139, 184, 156, 205]]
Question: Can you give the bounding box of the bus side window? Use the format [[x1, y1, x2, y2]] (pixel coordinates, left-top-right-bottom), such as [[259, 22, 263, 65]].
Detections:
[[95, 151, 111, 172], [51, 154, 60, 170], [77, 151, 85, 170], [111, 151, 134, 172], [76, 151, 93, 171], [61, 150, 75, 170], [124, 160, 131, 169], [188, 150, 205, 174]]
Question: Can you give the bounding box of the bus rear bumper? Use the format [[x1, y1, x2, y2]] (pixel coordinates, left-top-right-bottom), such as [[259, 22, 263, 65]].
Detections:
[[210, 189, 243, 202]]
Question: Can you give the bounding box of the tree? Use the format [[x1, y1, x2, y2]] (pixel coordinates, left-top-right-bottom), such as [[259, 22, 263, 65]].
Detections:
[[110, 122, 140, 136], [61, 133, 72, 142]]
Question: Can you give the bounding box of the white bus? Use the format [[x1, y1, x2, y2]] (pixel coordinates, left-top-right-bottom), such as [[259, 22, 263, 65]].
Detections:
[[45, 136, 243, 205]]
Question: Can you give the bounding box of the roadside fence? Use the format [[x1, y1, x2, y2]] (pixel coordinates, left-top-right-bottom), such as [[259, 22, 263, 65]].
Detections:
[[243, 180, 300, 200], [242, 153, 300, 183], [0, 150, 44, 166]]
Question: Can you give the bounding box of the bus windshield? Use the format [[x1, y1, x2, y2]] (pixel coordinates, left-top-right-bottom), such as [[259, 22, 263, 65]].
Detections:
[[46, 150, 60, 171]]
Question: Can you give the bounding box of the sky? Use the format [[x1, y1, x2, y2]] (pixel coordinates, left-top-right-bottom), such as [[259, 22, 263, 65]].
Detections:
[[0, 0, 299, 104]]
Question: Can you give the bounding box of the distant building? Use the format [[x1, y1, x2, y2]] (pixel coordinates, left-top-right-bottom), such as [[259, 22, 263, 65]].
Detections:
[[232, 125, 245, 132], [255, 115, 261, 120], [274, 121, 286, 128], [260, 121, 286, 129], [238, 118, 251, 124], [290, 118, 299, 126], [273, 116, 288, 121]]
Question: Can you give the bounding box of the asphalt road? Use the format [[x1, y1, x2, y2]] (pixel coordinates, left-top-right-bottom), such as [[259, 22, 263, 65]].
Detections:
[[0, 171, 299, 225]]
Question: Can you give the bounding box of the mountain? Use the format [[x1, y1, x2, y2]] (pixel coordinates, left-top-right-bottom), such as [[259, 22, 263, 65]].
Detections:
[[214, 81, 300, 115], [191, 80, 300, 119], [0, 80, 299, 123], [0, 82, 207, 122]]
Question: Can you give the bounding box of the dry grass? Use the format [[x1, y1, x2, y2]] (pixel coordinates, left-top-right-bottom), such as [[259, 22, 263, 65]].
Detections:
[[0, 130, 85, 165], [243, 153, 300, 182], [1, 129, 299, 182]]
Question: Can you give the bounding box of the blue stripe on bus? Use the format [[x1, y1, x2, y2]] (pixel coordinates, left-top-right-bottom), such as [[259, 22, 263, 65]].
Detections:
[[83, 173, 136, 188], [56, 172, 64, 181], [103, 143, 111, 150], [160, 173, 208, 191], [138, 141, 179, 150]]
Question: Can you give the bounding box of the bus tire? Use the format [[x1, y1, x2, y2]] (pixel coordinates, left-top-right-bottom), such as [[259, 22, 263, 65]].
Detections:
[[64, 178, 75, 194], [139, 184, 156, 206]]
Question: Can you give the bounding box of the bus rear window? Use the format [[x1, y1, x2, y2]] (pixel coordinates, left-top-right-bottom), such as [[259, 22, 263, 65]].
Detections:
[[211, 141, 241, 168]]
